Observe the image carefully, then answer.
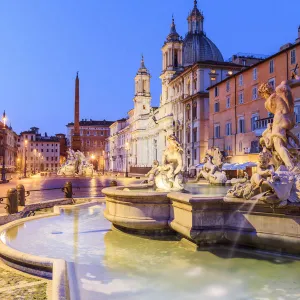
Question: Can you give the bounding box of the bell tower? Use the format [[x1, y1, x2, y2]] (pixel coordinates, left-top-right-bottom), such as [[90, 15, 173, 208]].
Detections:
[[160, 16, 183, 105], [133, 56, 151, 118]]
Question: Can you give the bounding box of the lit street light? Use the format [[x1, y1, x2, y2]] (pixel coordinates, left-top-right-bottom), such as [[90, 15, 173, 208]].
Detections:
[[125, 142, 129, 178], [102, 150, 105, 175], [24, 139, 28, 178]]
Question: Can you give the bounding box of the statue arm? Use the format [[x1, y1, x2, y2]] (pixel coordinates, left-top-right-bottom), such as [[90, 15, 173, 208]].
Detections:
[[285, 75, 300, 88]]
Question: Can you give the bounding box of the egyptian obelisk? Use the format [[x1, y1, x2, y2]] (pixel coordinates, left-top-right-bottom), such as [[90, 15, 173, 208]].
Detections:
[[72, 72, 81, 151]]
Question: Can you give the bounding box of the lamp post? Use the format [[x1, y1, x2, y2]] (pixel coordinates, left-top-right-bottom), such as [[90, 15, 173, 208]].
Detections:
[[125, 142, 129, 178], [1, 111, 7, 183], [33, 149, 37, 174], [24, 139, 28, 178], [102, 150, 105, 175]]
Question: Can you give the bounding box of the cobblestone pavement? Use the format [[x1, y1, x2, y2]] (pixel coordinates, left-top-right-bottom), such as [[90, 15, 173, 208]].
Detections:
[[0, 260, 50, 300], [0, 175, 144, 214]]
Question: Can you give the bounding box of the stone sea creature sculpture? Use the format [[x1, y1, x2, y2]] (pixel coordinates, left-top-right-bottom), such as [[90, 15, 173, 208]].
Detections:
[[226, 74, 300, 206], [196, 147, 227, 184], [154, 135, 184, 191], [57, 148, 95, 176]]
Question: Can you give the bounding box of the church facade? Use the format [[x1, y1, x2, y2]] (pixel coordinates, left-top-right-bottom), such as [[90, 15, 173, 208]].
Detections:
[[108, 1, 244, 173]]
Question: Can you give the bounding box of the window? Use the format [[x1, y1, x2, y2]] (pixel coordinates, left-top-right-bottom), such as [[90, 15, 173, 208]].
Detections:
[[252, 86, 258, 100], [46, 157, 49, 161], [226, 81, 230, 92], [242, 59, 246, 66], [238, 118, 245, 133], [268, 78, 275, 90], [253, 68, 257, 80], [239, 75, 243, 86], [269, 60, 274, 73], [214, 86, 219, 97], [251, 115, 259, 131], [291, 49, 296, 65], [239, 92, 244, 104], [214, 124, 220, 138], [295, 105, 300, 123], [214, 102, 220, 112], [225, 123, 232, 136], [193, 128, 197, 142], [226, 97, 230, 109], [41, 149, 43, 152], [192, 102, 197, 119]]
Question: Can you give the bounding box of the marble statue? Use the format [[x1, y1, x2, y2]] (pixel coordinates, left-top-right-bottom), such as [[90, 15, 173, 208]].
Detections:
[[154, 135, 184, 191], [145, 160, 160, 185], [57, 149, 95, 176], [226, 74, 300, 205], [196, 148, 227, 184]]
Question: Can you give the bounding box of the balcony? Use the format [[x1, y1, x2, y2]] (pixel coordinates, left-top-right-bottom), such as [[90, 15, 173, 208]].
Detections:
[[254, 117, 273, 137]]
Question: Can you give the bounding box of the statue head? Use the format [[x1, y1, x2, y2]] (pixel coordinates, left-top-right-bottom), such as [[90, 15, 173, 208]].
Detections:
[[258, 82, 274, 100], [166, 135, 183, 153], [258, 148, 272, 167], [152, 160, 159, 167]]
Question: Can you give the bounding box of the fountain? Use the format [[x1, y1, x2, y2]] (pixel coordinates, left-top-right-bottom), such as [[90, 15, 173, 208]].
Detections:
[[57, 148, 95, 177], [1, 77, 300, 300]]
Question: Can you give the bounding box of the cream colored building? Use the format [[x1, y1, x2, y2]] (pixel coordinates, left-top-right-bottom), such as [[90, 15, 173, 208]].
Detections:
[[108, 1, 243, 173]]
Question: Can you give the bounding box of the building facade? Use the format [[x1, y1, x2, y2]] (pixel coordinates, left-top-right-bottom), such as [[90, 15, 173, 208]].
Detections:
[[67, 120, 113, 170], [107, 1, 244, 173], [208, 30, 300, 164], [18, 128, 60, 173], [0, 121, 18, 172]]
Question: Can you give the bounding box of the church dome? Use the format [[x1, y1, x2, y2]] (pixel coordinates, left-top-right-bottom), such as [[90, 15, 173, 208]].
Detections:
[[182, 0, 224, 66], [183, 33, 224, 65]]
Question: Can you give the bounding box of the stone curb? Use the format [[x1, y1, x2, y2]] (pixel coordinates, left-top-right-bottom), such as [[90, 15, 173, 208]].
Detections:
[[0, 197, 105, 300]]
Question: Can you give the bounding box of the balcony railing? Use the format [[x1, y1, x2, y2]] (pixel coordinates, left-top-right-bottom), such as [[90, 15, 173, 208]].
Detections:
[[255, 117, 273, 130]]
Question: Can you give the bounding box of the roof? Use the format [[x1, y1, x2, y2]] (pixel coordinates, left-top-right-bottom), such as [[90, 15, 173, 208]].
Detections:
[[208, 41, 300, 90], [169, 60, 243, 85], [183, 33, 224, 65], [66, 120, 114, 127]]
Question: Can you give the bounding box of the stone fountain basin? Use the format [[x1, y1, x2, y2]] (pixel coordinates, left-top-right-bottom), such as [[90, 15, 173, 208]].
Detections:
[[103, 184, 300, 255], [102, 184, 171, 233]]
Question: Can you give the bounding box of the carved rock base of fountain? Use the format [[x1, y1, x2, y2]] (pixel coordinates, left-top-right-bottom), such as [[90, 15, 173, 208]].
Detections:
[[169, 193, 300, 255], [102, 185, 172, 235]]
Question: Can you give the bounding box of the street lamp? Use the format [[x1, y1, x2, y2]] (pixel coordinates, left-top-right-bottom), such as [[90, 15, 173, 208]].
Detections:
[[33, 149, 37, 174], [125, 142, 129, 178], [102, 150, 105, 175], [24, 139, 28, 178], [1, 111, 7, 183]]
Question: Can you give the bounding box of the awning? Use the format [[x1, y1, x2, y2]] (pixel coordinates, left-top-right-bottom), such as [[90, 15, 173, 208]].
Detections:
[[222, 162, 257, 170]]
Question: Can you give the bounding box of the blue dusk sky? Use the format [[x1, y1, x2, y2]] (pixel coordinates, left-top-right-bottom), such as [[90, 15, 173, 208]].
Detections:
[[0, 0, 299, 135]]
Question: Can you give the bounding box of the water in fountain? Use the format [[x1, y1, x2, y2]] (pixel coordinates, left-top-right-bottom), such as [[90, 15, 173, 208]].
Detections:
[[2, 204, 300, 300]]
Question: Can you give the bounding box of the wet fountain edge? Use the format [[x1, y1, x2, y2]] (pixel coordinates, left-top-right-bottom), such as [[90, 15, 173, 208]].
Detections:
[[102, 184, 300, 257], [0, 200, 104, 300]]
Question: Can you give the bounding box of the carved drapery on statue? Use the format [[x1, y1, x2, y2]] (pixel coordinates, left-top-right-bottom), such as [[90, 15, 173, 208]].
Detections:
[[57, 149, 94, 176], [226, 75, 300, 206]]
